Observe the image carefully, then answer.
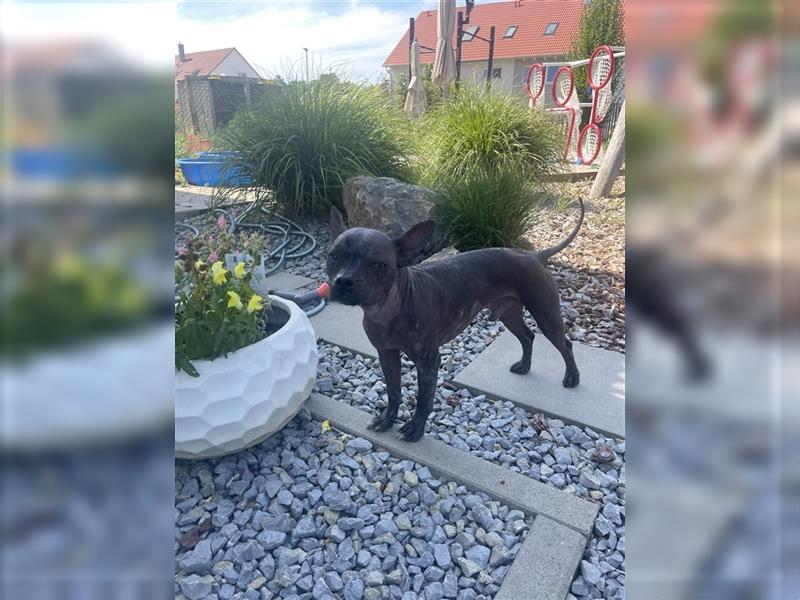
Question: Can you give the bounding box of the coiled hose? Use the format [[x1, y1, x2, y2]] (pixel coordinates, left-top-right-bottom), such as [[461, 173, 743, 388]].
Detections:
[[177, 206, 326, 316]]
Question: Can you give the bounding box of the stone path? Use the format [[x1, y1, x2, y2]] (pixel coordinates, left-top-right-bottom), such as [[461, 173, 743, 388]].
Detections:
[[455, 331, 625, 438], [308, 301, 625, 439], [175, 185, 256, 217]]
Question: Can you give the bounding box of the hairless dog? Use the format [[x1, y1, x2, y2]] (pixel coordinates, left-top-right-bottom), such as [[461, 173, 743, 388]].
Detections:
[[326, 200, 584, 441]]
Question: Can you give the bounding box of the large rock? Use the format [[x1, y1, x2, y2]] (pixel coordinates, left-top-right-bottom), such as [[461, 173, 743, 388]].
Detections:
[[343, 176, 436, 239]]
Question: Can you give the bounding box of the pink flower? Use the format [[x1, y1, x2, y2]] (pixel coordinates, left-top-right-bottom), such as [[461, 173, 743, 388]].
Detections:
[[216, 215, 227, 231], [176, 245, 187, 256], [208, 251, 219, 263]]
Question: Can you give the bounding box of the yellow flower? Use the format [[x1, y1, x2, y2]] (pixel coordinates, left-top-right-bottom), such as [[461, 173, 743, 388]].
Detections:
[[246, 293, 264, 314], [194, 259, 205, 270], [321, 420, 331, 432], [234, 261, 246, 278], [211, 261, 228, 285], [226, 290, 243, 310]]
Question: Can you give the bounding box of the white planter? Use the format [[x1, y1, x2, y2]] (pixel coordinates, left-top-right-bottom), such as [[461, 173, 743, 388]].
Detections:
[[2, 324, 174, 451], [175, 296, 318, 459]]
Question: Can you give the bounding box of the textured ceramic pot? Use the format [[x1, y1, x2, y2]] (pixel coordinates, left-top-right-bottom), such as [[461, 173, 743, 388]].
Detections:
[[2, 324, 174, 451], [175, 296, 318, 459]]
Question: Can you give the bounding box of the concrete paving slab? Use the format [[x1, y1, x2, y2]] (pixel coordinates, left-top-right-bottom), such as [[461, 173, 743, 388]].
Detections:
[[309, 303, 378, 358], [256, 272, 315, 294], [626, 477, 743, 599], [495, 515, 587, 600], [454, 331, 625, 438], [306, 393, 599, 537]]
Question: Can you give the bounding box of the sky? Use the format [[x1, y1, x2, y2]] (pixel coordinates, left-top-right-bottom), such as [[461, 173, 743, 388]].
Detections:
[[1, 0, 460, 81], [176, 1, 439, 82]]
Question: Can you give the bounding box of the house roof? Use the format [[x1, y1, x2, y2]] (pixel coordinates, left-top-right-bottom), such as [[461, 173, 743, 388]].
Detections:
[[624, 2, 717, 49], [384, 0, 584, 67], [175, 47, 236, 80]]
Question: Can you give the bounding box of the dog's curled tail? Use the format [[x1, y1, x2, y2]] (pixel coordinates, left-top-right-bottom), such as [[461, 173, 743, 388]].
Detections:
[[536, 197, 585, 263]]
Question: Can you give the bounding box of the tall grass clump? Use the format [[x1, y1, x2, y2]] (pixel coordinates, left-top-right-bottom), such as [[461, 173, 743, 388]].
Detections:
[[418, 86, 561, 185], [434, 163, 543, 251], [419, 87, 562, 249], [216, 78, 413, 217]]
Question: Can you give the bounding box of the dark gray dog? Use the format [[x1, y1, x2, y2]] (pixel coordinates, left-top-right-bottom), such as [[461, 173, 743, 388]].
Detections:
[[326, 200, 584, 441]]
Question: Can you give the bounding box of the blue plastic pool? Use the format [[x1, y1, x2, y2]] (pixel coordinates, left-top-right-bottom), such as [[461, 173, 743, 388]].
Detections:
[[177, 154, 252, 187]]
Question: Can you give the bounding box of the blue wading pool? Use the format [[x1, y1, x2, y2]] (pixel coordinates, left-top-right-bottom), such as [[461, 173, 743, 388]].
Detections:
[[177, 152, 252, 187]]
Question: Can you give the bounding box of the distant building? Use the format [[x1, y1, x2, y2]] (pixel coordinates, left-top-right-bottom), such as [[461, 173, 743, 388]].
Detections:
[[175, 45, 277, 138], [384, 0, 583, 99]]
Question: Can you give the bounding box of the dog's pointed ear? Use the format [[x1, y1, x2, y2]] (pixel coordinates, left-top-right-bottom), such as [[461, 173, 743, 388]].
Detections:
[[394, 220, 436, 267], [329, 207, 346, 240]]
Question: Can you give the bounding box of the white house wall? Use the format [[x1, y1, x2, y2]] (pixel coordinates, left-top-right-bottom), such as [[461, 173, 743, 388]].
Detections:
[[388, 54, 569, 101], [212, 51, 260, 78]]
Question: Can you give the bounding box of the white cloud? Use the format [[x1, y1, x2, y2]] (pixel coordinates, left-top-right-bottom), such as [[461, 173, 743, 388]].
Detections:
[[177, 2, 416, 82]]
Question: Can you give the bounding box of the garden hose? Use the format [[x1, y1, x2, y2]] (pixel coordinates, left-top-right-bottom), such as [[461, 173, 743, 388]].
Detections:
[[270, 283, 330, 318], [177, 208, 325, 316]]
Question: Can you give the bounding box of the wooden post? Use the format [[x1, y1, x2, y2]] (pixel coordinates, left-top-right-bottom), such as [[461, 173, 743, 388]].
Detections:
[[590, 101, 625, 200], [408, 17, 415, 83], [486, 26, 495, 90], [455, 11, 463, 89]]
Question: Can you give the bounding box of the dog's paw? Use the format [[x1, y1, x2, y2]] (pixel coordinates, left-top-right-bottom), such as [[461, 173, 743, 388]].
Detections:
[[562, 370, 580, 388], [397, 419, 425, 442], [509, 360, 531, 375], [367, 410, 396, 432]]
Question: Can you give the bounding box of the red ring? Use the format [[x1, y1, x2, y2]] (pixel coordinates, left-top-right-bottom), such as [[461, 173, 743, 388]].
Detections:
[[551, 66, 574, 107], [587, 45, 615, 90], [577, 123, 601, 164], [526, 63, 545, 101]]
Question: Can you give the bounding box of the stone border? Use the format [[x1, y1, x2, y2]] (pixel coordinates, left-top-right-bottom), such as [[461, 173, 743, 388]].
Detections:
[[305, 393, 599, 537], [495, 516, 588, 600]]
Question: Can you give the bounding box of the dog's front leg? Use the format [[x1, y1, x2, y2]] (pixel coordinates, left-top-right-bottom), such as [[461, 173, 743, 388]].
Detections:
[[368, 349, 402, 432], [398, 350, 440, 442]]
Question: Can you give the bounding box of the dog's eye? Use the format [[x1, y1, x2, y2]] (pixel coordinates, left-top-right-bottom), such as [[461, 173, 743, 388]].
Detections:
[[371, 261, 386, 272], [328, 253, 338, 263]]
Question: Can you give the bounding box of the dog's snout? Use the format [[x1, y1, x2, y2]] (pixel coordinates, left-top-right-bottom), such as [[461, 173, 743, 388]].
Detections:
[[334, 274, 353, 288]]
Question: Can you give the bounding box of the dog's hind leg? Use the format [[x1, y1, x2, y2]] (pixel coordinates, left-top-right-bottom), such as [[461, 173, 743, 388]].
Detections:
[[539, 319, 580, 388], [496, 301, 535, 374]]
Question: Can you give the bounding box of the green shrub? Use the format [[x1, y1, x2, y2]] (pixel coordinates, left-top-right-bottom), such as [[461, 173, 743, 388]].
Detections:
[[418, 86, 560, 186], [216, 79, 413, 217], [433, 163, 543, 251], [420, 87, 562, 250]]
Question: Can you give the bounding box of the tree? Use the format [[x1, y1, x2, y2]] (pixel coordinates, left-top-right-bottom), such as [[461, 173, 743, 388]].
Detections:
[[570, 0, 625, 101]]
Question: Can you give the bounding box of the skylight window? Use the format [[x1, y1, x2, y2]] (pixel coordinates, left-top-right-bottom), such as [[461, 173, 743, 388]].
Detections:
[[504, 25, 518, 38], [543, 22, 559, 35], [462, 26, 479, 41]]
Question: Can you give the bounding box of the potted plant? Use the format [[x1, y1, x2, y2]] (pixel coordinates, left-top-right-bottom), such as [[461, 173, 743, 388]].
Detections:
[[174, 232, 317, 459]]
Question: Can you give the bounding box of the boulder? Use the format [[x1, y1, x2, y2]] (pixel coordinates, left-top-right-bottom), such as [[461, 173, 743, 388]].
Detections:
[[343, 176, 437, 239]]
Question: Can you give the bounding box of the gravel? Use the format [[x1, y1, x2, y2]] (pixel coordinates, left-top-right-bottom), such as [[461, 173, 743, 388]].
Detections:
[[176, 179, 626, 599], [175, 410, 532, 600], [313, 343, 625, 600], [522, 178, 625, 353]]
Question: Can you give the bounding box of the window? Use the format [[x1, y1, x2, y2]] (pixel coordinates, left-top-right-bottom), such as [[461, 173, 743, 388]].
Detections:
[[544, 22, 559, 35], [481, 67, 502, 79], [462, 26, 479, 41], [504, 25, 518, 38]]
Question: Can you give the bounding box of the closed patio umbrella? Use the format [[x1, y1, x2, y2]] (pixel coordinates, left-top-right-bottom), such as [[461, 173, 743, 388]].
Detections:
[[432, 0, 456, 91], [404, 41, 427, 119]]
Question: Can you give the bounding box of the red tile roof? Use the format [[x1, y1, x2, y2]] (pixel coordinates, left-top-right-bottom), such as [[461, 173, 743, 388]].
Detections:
[[384, 0, 584, 67], [175, 47, 235, 81]]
